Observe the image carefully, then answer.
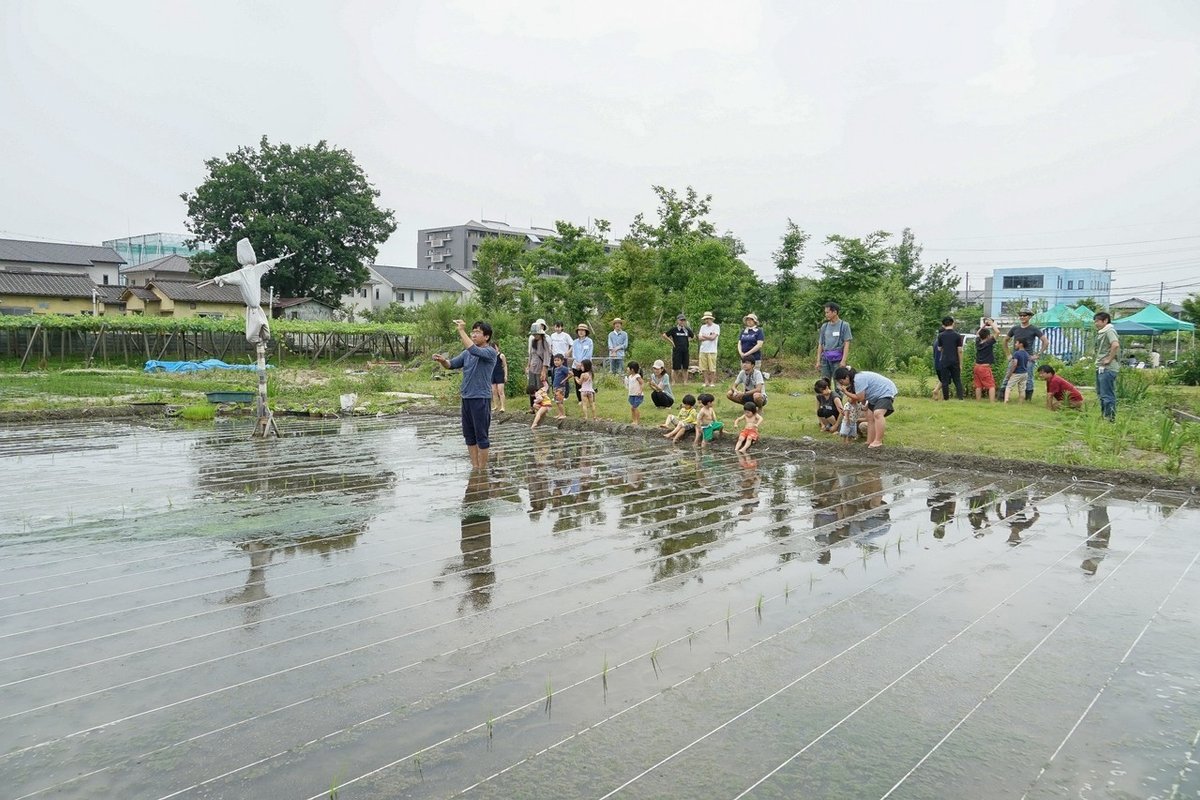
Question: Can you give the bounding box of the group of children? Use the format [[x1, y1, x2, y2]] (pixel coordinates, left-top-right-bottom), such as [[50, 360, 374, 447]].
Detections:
[[533, 358, 765, 452], [813, 378, 869, 442], [660, 392, 763, 453], [531, 353, 597, 428]]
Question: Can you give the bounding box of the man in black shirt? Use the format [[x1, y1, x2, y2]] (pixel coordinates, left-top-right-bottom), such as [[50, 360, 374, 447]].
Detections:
[[1005, 310, 1051, 401], [661, 314, 695, 386], [935, 316, 964, 400]]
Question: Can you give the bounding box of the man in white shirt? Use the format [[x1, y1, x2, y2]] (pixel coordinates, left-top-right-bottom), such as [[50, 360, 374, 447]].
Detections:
[[548, 320, 573, 364], [698, 311, 720, 387]]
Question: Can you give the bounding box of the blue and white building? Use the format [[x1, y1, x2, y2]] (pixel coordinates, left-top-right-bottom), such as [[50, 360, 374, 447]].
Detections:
[[983, 267, 1112, 319]]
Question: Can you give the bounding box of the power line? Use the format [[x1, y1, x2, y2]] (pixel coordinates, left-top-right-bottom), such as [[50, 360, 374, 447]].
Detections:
[[926, 234, 1200, 252]]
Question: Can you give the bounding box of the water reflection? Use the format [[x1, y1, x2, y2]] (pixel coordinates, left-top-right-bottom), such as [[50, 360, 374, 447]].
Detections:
[[1004, 493, 1040, 545], [224, 529, 364, 625], [967, 488, 998, 535], [453, 470, 497, 612], [927, 489, 957, 540], [1081, 503, 1112, 575]]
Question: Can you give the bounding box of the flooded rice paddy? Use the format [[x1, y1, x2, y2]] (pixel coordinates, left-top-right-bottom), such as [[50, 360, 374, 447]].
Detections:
[[1, 415, 1198, 799]]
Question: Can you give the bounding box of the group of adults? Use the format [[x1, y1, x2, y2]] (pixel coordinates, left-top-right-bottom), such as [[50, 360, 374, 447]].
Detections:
[[520, 312, 771, 410], [933, 307, 1121, 420]]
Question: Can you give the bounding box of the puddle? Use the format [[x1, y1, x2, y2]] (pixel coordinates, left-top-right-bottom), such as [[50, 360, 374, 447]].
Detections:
[[1, 417, 1197, 799]]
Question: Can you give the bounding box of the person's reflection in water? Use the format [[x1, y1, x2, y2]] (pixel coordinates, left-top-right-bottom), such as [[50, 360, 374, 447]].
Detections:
[[1081, 502, 1112, 575], [966, 489, 997, 536], [738, 454, 761, 517], [927, 489, 957, 540], [456, 469, 496, 613], [1004, 493, 1040, 546], [224, 541, 273, 625]]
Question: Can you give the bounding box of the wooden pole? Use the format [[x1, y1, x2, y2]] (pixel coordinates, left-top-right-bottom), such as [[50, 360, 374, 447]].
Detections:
[[19, 323, 41, 371], [251, 336, 280, 438]]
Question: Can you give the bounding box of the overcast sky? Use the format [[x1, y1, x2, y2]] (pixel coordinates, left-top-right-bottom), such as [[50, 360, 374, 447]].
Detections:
[[2, 0, 1198, 300]]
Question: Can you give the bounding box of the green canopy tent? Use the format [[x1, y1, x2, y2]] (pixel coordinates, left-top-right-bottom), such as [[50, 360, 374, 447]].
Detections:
[[1114, 304, 1195, 359], [1030, 303, 1093, 362]]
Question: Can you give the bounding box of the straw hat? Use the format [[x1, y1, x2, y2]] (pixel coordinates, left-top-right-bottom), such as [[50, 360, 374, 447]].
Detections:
[[529, 322, 545, 335], [701, 311, 715, 321], [576, 322, 590, 333], [652, 359, 665, 369], [611, 317, 624, 325], [744, 313, 759, 324]]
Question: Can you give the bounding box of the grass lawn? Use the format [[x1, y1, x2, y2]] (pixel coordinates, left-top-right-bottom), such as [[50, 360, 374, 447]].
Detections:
[[2, 359, 1197, 480]]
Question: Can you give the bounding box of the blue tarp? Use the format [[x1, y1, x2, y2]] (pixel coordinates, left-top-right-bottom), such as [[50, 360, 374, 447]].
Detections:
[[144, 359, 269, 373]]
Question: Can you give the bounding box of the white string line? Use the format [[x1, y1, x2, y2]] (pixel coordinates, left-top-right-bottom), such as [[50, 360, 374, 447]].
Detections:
[[15, 467, 935, 800], [355, 482, 1087, 800], [142, 489, 938, 800], [0, 440, 758, 633], [1017, 539, 1200, 800], [1, 458, 920, 751], [452, 486, 1054, 796], [291, 482, 1082, 800], [4, 466, 954, 781], [0, 447, 798, 663], [591, 485, 1107, 800], [738, 502, 1152, 800]]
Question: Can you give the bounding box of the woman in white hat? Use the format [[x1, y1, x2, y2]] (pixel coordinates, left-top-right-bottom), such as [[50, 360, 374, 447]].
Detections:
[[698, 311, 720, 387], [738, 313, 764, 365], [648, 359, 674, 408]]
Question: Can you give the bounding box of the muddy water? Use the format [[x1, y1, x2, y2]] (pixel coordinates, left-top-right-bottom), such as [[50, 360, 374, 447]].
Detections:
[[1, 417, 1196, 800]]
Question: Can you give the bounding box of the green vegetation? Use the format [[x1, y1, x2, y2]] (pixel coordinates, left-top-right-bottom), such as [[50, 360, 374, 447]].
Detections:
[[0, 313, 416, 336], [179, 404, 216, 421]]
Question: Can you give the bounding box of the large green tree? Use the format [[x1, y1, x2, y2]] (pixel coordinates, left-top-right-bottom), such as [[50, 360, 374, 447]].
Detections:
[[473, 236, 527, 312], [182, 136, 396, 304]]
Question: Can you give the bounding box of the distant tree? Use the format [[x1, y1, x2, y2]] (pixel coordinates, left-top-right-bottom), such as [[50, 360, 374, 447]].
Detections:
[[628, 185, 716, 248], [1181, 293, 1200, 325], [473, 236, 526, 312], [182, 136, 396, 305], [1076, 296, 1105, 312], [771, 219, 810, 311], [525, 220, 612, 323]]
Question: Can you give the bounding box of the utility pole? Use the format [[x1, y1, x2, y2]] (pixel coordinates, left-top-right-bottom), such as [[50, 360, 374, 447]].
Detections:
[[1159, 281, 1164, 304]]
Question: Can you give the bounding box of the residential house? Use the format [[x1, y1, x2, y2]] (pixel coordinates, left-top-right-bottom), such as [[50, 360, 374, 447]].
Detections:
[[119, 254, 200, 287], [0, 237, 125, 287], [0, 271, 104, 316], [343, 264, 474, 316], [1111, 297, 1185, 319], [121, 279, 254, 319], [273, 297, 338, 321]]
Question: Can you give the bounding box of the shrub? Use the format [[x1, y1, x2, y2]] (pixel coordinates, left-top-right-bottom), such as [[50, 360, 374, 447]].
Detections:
[[1170, 348, 1200, 386], [1116, 369, 1151, 404]]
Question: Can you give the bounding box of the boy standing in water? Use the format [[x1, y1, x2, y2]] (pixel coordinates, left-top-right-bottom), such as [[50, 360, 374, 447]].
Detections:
[[432, 320, 497, 469]]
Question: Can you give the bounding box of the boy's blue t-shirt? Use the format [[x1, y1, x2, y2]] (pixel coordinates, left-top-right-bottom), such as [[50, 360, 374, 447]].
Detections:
[[1012, 349, 1029, 375], [552, 365, 570, 390]]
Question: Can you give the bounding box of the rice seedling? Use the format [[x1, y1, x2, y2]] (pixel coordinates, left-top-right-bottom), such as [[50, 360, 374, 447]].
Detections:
[[725, 604, 732, 640], [414, 753, 423, 781], [1157, 413, 1179, 452], [755, 593, 764, 621], [809, 572, 815, 592], [544, 676, 553, 717], [486, 714, 495, 749], [650, 641, 662, 678], [784, 582, 791, 603], [687, 628, 696, 649], [896, 537, 902, 557], [601, 654, 609, 703]]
